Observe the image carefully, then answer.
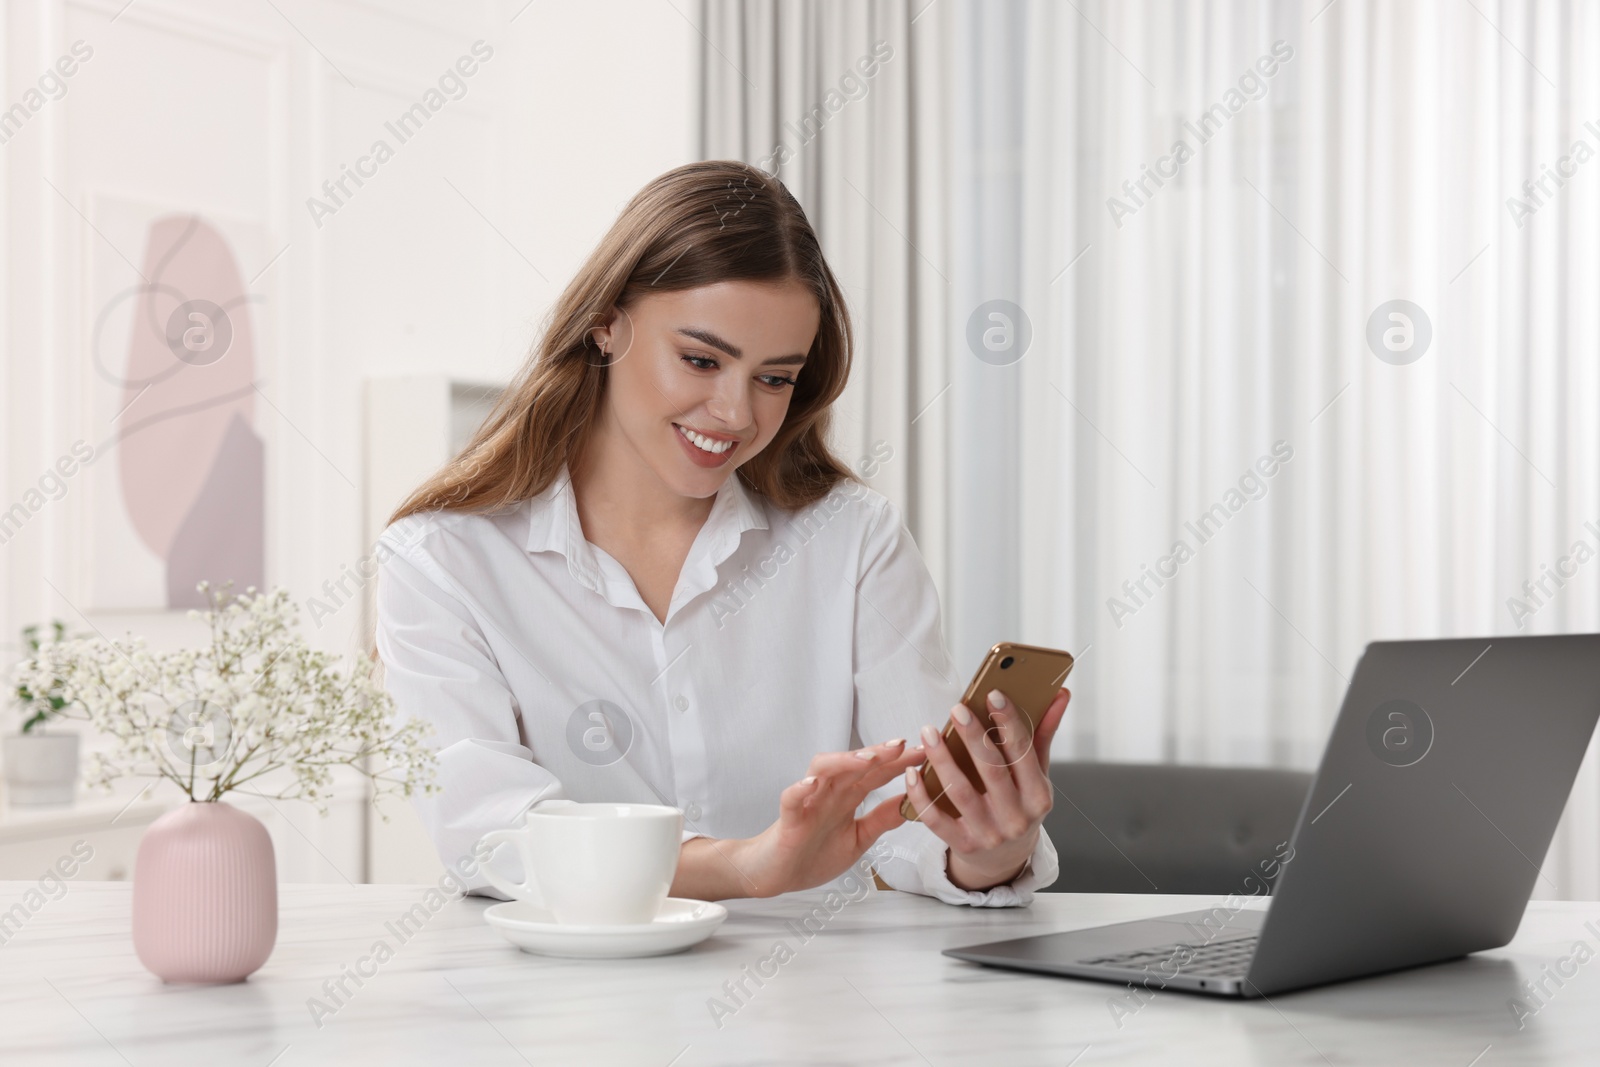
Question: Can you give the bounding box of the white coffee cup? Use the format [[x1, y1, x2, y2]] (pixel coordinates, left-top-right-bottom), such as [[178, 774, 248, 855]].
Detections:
[[477, 801, 684, 925]]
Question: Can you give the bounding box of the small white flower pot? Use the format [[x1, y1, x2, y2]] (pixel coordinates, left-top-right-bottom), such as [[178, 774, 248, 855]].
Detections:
[[2, 731, 80, 806]]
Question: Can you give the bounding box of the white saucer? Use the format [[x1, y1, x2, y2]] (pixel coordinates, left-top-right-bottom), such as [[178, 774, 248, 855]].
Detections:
[[484, 897, 728, 959]]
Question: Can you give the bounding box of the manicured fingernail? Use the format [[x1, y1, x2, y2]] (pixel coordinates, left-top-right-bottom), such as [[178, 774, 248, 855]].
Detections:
[[987, 689, 1005, 710], [921, 724, 941, 748], [885, 738, 906, 748], [803, 775, 817, 785], [904, 768, 917, 787], [855, 749, 877, 760], [952, 704, 973, 726]]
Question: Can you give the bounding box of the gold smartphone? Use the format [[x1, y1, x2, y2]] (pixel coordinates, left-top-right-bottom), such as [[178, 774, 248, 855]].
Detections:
[[899, 642, 1075, 822]]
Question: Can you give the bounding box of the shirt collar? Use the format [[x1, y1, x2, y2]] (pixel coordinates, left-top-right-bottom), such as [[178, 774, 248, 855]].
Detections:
[[524, 466, 769, 619]]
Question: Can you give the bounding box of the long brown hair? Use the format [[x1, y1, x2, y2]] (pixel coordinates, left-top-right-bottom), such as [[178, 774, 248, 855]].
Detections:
[[387, 160, 856, 527]]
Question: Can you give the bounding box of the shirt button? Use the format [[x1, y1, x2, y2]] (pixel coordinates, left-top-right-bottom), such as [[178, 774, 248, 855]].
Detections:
[[684, 802, 702, 821], [673, 695, 689, 712]]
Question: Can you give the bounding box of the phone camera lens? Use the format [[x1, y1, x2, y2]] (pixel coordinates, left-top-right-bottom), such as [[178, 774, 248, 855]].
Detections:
[[999, 656, 1015, 670]]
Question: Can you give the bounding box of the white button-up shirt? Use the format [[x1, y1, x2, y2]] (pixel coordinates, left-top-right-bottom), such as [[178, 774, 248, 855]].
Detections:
[[374, 466, 1057, 906]]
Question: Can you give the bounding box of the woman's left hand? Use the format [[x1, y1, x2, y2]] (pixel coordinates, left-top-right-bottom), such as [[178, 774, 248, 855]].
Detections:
[[902, 687, 1071, 891]]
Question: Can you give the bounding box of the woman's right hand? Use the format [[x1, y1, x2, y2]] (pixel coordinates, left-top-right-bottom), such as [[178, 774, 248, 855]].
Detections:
[[671, 738, 924, 900]]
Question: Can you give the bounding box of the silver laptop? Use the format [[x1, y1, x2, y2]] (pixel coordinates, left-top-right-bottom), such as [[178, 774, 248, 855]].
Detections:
[[945, 634, 1600, 997]]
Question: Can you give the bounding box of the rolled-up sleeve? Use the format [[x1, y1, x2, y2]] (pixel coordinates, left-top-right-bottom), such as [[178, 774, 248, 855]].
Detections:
[[375, 521, 564, 894], [848, 497, 1059, 906]]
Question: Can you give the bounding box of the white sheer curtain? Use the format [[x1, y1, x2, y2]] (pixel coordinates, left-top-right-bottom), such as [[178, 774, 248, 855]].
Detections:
[[699, 0, 1600, 899], [1014, 0, 1600, 899], [698, 0, 955, 585]]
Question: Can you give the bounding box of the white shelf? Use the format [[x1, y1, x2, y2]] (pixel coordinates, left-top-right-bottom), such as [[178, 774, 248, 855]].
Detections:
[[0, 792, 172, 882]]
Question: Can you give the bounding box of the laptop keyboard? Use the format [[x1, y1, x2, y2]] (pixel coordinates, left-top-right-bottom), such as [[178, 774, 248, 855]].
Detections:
[[1079, 935, 1258, 978]]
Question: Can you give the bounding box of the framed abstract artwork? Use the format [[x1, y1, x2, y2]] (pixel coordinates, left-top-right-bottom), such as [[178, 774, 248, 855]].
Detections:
[[85, 196, 271, 612]]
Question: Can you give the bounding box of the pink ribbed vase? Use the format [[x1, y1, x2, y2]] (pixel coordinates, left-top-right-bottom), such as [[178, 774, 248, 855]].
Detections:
[[132, 800, 277, 983]]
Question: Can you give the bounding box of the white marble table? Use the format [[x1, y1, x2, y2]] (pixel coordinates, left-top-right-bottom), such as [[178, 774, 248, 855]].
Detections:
[[1, 881, 1596, 1065]]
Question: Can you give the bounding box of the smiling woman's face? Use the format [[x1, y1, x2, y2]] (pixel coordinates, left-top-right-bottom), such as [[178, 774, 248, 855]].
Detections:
[[588, 278, 822, 500]]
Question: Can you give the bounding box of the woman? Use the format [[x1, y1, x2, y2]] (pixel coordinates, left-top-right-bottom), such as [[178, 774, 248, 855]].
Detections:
[[375, 160, 1068, 906]]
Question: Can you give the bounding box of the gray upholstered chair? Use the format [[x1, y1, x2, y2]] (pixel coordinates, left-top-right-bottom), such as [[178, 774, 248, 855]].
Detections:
[[1038, 762, 1313, 895]]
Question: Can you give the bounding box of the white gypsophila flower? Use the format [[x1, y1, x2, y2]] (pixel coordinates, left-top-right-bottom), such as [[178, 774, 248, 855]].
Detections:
[[9, 582, 437, 813]]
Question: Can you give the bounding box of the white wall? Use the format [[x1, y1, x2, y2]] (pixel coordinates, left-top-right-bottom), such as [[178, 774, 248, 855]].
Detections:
[[0, 0, 698, 880]]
